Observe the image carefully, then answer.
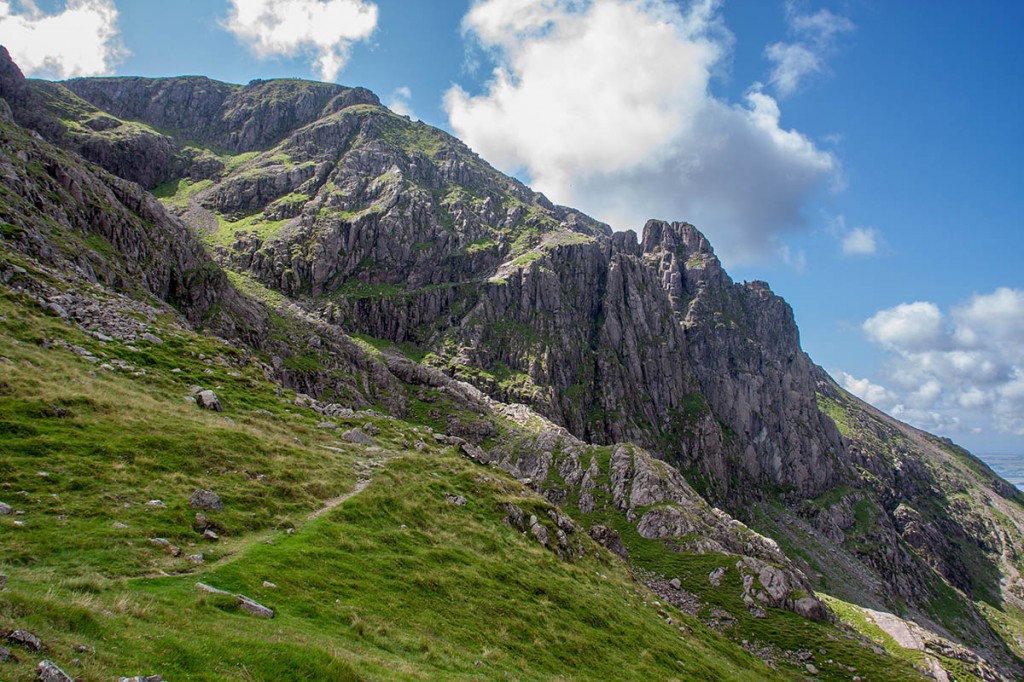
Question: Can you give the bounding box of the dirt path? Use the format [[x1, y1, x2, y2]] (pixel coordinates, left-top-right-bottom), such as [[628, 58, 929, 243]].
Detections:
[[308, 477, 371, 520]]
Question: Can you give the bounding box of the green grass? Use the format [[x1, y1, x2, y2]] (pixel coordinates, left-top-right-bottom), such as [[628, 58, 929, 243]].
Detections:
[[816, 393, 852, 437], [202, 212, 293, 248], [151, 178, 214, 210]]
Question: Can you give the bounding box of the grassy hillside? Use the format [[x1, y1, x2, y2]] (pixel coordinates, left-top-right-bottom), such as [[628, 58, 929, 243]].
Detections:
[[0, 269, 797, 681]]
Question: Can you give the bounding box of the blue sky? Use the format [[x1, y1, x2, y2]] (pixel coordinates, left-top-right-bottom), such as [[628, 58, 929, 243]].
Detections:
[[2, 0, 1023, 455]]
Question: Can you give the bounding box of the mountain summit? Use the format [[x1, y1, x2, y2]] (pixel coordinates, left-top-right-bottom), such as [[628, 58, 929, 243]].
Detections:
[[1, 47, 1023, 680]]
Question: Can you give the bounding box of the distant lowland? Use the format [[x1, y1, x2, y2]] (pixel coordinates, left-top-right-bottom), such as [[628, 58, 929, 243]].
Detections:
[[981, 453, 1024, 490]]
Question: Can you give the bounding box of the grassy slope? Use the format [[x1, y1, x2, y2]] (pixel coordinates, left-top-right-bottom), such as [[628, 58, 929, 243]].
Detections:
[[0, 276, 789, 681]]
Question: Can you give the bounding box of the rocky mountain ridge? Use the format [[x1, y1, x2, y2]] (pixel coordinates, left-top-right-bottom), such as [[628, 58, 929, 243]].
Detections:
[[2, 45, 1024, 680]]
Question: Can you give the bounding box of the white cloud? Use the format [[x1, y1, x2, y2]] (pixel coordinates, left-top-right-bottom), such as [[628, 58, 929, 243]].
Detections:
[[385, 85, 415, 119], [863, 302, 946, 352], [838, 371, 898, 409], [446, 0, 838, 264], [780, 245, 807, 274], [765, 42, 819, 98], [0, 0, 124, 78], [224, 0, 378, 82], [766, 3, 853, 97], [842, 226, 878, 256], [856, 289, 1024, 438]]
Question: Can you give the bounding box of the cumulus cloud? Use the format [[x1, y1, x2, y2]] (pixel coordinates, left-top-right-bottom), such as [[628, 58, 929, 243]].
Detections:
[[850, 289, 1024, 438], [766, 2, 853, 97], [863, 302, 946, 352], [446, 0, 838, 264], [0, 0, 124, 78], [842, 226, 878, 256], [224, 0, 378, 82], [386, 85, 415, 119], [838, 371, 898, 409]]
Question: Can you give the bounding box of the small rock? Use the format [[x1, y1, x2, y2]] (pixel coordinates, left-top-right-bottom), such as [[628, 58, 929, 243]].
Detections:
[[237, 595, 274, 618], [186, 553, 204, 565], [316, 421, 337, 429], [74, 644, 95, 653], [669, 578, 682, 590], [262, 581, 277, 588], [189, 489, 223, 511], [0, 501, 12, 515], [118, 676, 164, 682], [6, 629, 44, 651], [588, 525, 629, 561], [111, 521, 129, 529], [0, 644, 16, 662], [202, 529, 219, 541], [37, 659, 74, 682], [195, 582, 231, 595], [141, 333, 163, 345], [44, 302, 68, 319], [708, 566, 727, 587], [145, 499, 166, 509], [149, 537, 180, 556], [445, 493, 467, 506], [805, 663, 819, 675], [195, 390, 222, 411], [194, 512, 209, 530], [747, 603, 768, 618], [500, 503, 527, 532], [530, 517, 550, 547]]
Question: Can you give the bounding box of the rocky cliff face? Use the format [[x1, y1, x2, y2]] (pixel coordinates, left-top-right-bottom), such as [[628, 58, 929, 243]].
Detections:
[[5, 48, 1024, 678], [70, 68, 836, 505]]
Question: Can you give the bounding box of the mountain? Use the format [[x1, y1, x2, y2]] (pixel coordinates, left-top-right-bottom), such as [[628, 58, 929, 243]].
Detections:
[[1, 46, 1022, 681]]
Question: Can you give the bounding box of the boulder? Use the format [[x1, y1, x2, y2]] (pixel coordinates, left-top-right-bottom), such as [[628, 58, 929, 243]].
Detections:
[[529, 515, 549, 547], [237, 595, 274, 618], [499, 502, 526, 532], [189, 489, 223, 511], [6, 629, 44, 651], [195, 390, 222, 411], [444, 493, 467, 506], [342, 428, 376, 445], [708, 566, 727, 587], [588, 525, 629, 561], [38, 660, 74, 682]]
